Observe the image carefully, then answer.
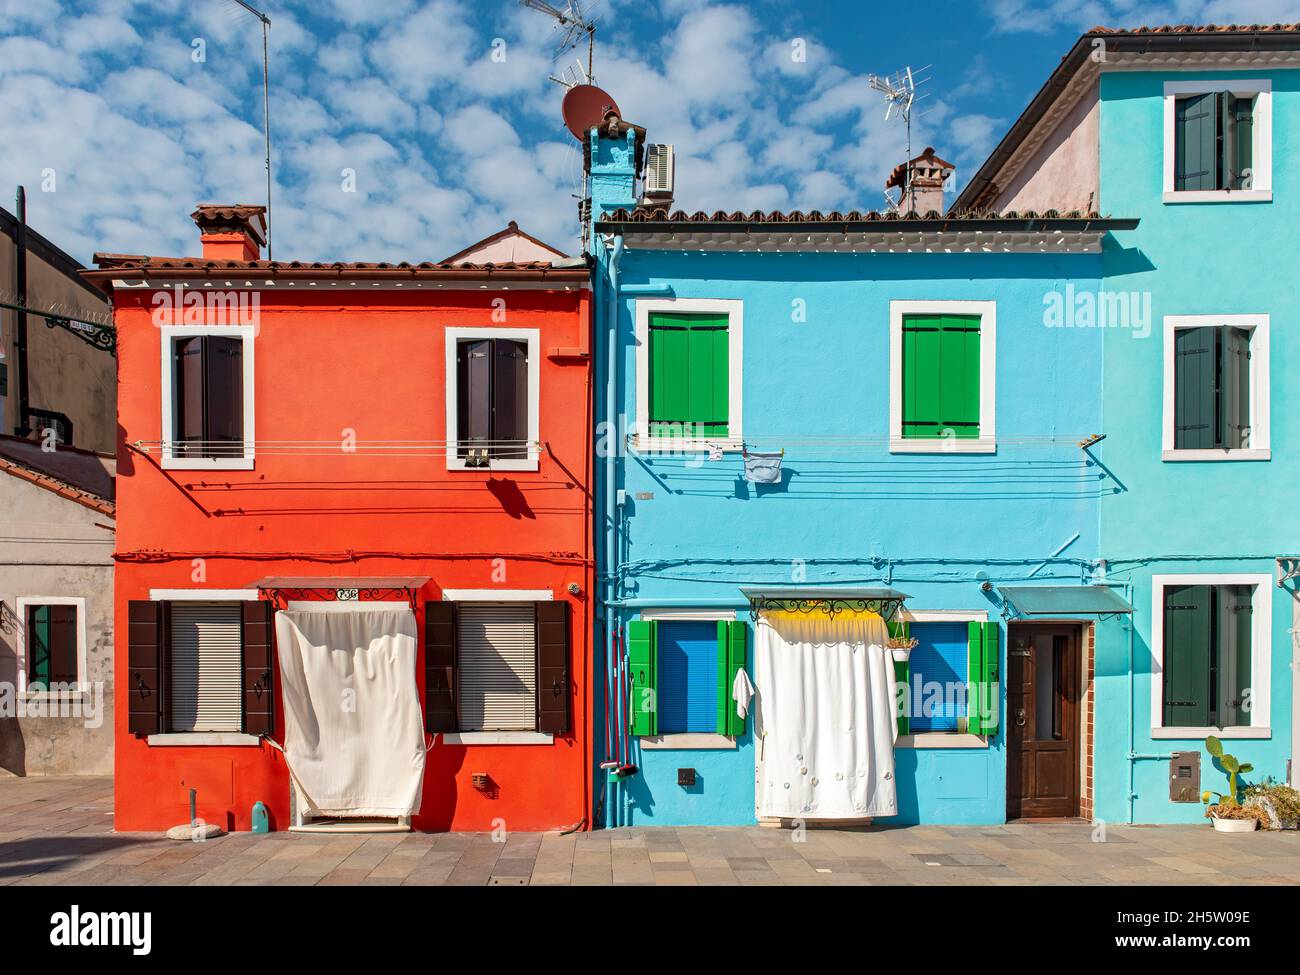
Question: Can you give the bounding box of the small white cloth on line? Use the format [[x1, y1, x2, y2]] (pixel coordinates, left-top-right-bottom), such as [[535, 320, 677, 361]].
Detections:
[[732, 667, 755, 719], [275, 609, 426, 818]]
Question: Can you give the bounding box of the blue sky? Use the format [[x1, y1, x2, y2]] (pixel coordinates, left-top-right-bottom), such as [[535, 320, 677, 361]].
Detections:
[[3, 0, 1300, 263]]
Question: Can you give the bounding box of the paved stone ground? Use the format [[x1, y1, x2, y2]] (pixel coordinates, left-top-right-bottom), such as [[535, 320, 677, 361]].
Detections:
[[3, 776, 1300, 886]]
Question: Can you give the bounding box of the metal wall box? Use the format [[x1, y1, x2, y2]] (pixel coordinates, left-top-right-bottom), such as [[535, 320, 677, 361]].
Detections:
[[677, 768, 696, 787], [1169, 751, 1200, 802]]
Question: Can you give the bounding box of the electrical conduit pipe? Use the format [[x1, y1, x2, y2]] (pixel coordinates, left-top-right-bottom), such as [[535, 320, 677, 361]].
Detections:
[[603, 234, 624, 828]]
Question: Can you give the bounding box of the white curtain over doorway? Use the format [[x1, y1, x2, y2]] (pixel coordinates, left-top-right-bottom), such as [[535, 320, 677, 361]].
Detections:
[[754, 611, 899, 819], [275, 608, 425, 818]]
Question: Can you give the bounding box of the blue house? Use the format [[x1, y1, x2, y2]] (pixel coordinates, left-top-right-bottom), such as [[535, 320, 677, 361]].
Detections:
[[586, 113, 1137, 825], [958, 23, 1300, 824]]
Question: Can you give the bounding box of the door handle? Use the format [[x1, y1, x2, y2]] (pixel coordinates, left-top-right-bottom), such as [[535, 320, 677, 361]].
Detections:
[[1015, 708, 1026, 727]]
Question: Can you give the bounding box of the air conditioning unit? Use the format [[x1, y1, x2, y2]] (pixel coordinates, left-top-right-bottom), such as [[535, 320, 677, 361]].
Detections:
[[643, 143, 675, 202]]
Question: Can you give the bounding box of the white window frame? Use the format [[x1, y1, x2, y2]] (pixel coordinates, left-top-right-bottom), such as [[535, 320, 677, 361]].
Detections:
[[633, 298, 744, 453], [1149, 573, 1272, 739], [895, 609, 989, 749], [159, 324, 256, 471], [1163, 79, 1272, 204], [15, 596, 87, 701], [146, 588, 261, 746], [636, 607, 739, 750], [444, 326, 541, 472], [1161, 314, 1270, 461], [439, 587, 553, 744], [889, 300, 996, 454]]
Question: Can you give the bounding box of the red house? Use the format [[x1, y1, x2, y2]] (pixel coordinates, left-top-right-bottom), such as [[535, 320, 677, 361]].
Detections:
[[86, 206, 594, 833]]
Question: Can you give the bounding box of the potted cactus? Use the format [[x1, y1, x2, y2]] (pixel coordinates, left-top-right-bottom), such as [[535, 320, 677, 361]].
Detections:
[[1201, 736, 1261, 833]]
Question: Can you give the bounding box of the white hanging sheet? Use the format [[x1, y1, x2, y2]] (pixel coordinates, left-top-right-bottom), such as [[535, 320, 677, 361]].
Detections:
[[754, 611, 899, 819], [275, 608, 425, 818]]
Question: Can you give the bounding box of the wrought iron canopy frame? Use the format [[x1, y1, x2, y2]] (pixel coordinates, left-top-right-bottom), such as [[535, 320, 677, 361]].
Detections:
[[746, 594, 906, 623], [0, 299, 116, 355], [260, 586, 418, 611]]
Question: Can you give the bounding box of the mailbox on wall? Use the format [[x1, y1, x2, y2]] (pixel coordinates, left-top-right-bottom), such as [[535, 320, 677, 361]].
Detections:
[[1169, 752, 1200, 802]]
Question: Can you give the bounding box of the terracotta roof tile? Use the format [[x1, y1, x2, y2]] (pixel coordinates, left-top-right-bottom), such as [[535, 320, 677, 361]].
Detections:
[[91, 253, 571, 272], [600, 206, 1105, 224], [0, 452, 115, 517], [1090, 23, 1300, 34]]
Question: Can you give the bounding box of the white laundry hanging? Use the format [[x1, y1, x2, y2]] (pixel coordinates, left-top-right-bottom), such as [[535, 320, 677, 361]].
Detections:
[[753, 611, 899, 819], [275, 608, 426, 818]]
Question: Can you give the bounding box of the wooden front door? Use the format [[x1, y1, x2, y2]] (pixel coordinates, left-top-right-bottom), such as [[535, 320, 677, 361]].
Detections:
[[1006, 624, 1080, 819]]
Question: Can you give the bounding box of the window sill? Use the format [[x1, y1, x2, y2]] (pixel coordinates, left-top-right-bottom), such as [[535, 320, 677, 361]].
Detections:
[[1151, 726, 1270, 740], [896, 733, 987, 749], [147, 732, 262, 747], [445, 459, 540, 473], [1162, 448, 1270, 462], [890, 437, 996, 455], [638, 733, 737, 750], [440, 731, 554, 745], [1163, 190, 1271, 204], [630, 435, 743, 454], [161, 456, 255, 471]]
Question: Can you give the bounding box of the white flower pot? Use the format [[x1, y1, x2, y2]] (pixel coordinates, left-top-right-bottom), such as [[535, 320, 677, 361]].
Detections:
[[1210, 815, 1257, 833], [890, 647, 911, 664]]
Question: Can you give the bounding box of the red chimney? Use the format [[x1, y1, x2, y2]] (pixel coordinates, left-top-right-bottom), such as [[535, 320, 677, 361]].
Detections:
[[190, 204, 267, 261]]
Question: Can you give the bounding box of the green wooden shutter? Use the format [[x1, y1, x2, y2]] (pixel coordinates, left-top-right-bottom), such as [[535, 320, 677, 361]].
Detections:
[[888, 619, 910, 736], [902, 314, 980, 439], [966, 621, 999, 735], [1175, 92, 1217, 191], [648, 313, 729, 439], [1218, 585, 1253, 728], [1230, 95, 1253, 189], [1174, 326, 1216, 449], [28, 605, 51, 686], [1163, 584, 1211, 727], [1221, 326, 1251, 449], [627, 619, 657, 736], [715, 620, 747, 736]]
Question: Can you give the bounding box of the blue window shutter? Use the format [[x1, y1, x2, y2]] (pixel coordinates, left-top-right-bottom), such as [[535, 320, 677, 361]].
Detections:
[[657, 620, 719, 734], [908, 622, 969, 733]]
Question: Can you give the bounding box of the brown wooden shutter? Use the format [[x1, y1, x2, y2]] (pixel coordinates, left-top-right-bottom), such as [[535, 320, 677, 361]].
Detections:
[[424, 601, 458, 733], [205, 335, 244, 456], [535, 600, 570, 735], [48, 604, 78, 684], [175, 336, 205, 457], [127, 600, 164, 736], [458, 339, 492, 460], [242, 600, 275, 736], [493, 339, 529, 459]]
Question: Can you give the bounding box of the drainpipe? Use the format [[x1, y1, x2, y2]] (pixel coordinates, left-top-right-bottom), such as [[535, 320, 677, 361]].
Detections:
[[602, 233, 624, 828], [13, 185, 30, 437], [1122, 581, 1174, 822]]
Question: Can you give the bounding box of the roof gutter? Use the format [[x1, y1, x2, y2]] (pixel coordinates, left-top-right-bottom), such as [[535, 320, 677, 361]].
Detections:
[[953, 27, 1300, 213], [595, 217, 1139, 235], [80, 264, 592, 291]]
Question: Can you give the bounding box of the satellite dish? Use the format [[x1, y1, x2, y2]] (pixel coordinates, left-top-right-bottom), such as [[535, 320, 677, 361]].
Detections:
[[562, 84, 620, 140]]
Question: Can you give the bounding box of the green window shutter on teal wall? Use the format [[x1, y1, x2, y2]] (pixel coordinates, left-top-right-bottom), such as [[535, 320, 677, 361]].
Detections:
[[1175, 92, 1217, 191], [888, 619, 910, 736], [1174, 326, 1216, 449], [648, 313, 728, 438], [966, 621, 1000, 736], [1163, 585, 1212, 727], [714, 620, 747, 736], [902, 314, 980, 440], [1222, 326, 1251, 449], [1231, 96, 1254, 189], [627, 619, 657, 736]]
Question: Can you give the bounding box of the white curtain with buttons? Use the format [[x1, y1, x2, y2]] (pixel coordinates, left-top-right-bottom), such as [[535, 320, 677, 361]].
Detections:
[[753, 611, 899, 820]]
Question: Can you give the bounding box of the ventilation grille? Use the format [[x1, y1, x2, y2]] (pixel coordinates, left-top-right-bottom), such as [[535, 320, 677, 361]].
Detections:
[[169, 602, 242, 733], [457, 603, 536, 731]]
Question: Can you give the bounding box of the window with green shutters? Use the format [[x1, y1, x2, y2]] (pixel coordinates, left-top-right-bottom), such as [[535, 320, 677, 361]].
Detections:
[[1174, 91, 1255, 192], [626, 617, 747, 737], [901, 313, 982, 440], [1162, 584, 1253, 728], [1173, 325, 1252, 450], [647, 312, 730, 439], [965, 621, 1000, 737], [24, 603, 79, 688]]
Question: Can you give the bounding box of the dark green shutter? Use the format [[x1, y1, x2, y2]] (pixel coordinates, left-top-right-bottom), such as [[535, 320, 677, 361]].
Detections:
[[648, 313, 728, 438], [1218, 585, 1253, 729], [1174, 326, 1216, 449], [1230, 95, 1253, 189], [1222, 326, 1251, 449], [27, 605, 50, 686], [1175, 92, 1217, 191], [888, 619, 910, 736], [1164, 584, 1211, 727], [627, 619, 657, 736], [902, 314, 980, 440], [715, 620, 747, 736], [966, 621, 999, 736]]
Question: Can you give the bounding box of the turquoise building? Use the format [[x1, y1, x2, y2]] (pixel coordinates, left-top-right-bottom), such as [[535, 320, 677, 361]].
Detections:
[[591, 24, 1300, 827]]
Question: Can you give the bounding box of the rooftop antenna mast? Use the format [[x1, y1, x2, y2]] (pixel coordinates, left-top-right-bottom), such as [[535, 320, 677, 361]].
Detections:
[[229, 0, 274, 259], [867, 65, 931, 212], [520, 0, 600, 86]]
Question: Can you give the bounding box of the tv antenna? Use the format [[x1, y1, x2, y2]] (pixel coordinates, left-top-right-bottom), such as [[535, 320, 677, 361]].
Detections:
[[520, 0, 600, 85], [228, 0, 274, 259], [868, 65, 931, 212]]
